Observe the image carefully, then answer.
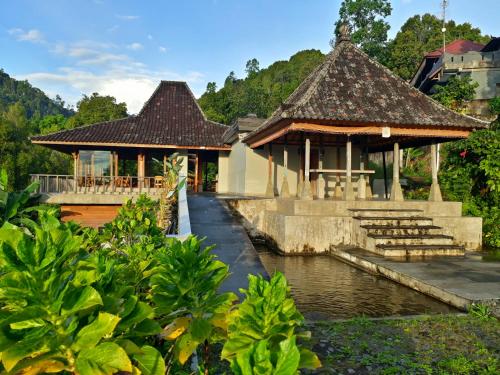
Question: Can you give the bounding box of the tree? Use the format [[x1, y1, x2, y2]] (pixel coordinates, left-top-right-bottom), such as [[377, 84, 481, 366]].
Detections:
[[245, 59, 260, 78], [66, 93, 128, 128], [432, 75, 479, 112], [334, 0, 392, 61], [386, 14, 490, 80]]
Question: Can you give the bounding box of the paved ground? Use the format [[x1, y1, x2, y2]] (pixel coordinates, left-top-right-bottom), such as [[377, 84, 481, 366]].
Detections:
[[335, 248, 500, 316], [188, 194, 268, 295]]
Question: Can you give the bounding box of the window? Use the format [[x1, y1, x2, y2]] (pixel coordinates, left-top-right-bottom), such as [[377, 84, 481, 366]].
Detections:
[[79, 150, 111, 177]]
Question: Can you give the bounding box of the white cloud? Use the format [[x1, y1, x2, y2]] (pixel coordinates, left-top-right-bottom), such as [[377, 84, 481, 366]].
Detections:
[[8, 28, 44, 43], [116, 14, 139, 20], [147, 34, 153, 40], [127, 42, 143, 51], [158, 46, 167, 53]]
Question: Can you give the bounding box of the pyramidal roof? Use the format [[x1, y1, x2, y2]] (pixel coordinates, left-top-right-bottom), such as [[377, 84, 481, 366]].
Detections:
[[245, 39, 488, 142], [32, 81, 229, 149]]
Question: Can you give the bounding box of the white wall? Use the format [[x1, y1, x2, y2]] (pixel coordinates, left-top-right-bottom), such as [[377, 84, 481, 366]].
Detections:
[[221, 139, 362, 197]]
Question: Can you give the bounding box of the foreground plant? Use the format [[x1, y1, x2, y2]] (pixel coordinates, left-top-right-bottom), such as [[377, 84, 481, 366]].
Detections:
[[0, 215, 163, 374], [151, 237, 237, 371], [222, 273, 321, 374]]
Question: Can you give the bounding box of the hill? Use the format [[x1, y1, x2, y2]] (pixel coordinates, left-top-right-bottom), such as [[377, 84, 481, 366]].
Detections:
[[0, 69, 73, 119], [198, 49, 325, 124]]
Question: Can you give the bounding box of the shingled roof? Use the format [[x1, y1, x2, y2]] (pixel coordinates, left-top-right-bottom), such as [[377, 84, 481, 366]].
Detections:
[[244, 38, 488, 145], [32, 81, 229, 149]]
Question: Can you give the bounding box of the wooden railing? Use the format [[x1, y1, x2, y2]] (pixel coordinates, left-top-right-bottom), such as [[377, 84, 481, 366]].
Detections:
[[30, 174, 164, 195]]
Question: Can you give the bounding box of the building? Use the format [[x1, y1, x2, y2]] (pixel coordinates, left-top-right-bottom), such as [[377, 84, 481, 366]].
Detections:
[[32, 28, 488, 255], [411, 38, 500, 117]]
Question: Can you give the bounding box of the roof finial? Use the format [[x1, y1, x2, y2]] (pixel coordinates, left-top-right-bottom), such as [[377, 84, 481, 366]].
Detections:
[[337, 22, 351, 45]]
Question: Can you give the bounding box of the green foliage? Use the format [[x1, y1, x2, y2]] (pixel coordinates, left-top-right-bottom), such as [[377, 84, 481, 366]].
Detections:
[[440, 128, 500, 248], [334, 0, 392, 61], [152, 237, 237, 366], [0, 69, 72, 119], [385, 14, 490, 80], [65, 93, 127, 129], [468, 303, 495, 321], [198, 49, 325, 124], [432, 75, 479, 112], [222, 273, 321, 374]]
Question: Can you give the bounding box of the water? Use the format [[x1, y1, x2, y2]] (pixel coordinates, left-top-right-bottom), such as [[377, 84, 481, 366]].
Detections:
[[255, 245, 458, 320]]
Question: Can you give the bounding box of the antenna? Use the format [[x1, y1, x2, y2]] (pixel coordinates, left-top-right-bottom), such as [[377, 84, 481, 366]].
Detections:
[[441, 0, 449, 54]]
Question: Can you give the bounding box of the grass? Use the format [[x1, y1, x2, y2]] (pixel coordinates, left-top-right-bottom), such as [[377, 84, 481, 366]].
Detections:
[[303, 314, 499, 374]]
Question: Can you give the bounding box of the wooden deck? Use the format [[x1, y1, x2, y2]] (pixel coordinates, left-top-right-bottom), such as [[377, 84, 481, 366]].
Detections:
[[61, 205, 121, 228]]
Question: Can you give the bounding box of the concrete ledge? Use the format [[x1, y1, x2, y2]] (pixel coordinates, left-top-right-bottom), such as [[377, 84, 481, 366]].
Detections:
[[42, 193, 146, 205], [332, 248, 500, 317]]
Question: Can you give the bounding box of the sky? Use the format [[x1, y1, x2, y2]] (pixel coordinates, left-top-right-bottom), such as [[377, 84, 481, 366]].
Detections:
[[1, 0, 499, 114]]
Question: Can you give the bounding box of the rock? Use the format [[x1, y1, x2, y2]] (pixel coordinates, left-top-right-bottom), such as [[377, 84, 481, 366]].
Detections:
[[347, 369, 355, 374]]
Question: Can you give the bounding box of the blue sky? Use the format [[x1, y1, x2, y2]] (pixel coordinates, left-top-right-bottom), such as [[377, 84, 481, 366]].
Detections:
[[1, 0, 499, 113]]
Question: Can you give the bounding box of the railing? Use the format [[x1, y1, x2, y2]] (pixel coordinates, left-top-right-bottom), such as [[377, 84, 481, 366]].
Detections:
[[30, 174, 165, 195]]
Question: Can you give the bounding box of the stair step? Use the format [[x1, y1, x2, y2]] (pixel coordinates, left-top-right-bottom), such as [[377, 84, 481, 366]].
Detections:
[[349, 209, 424, 217], [361, 225, 442, 236], [368, 234, 454, 246], [374, 244, 465, 257], [354, 216, 434, 226]]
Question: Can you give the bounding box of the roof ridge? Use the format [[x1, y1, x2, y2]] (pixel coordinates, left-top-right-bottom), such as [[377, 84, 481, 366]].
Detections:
[[351, 44, 489, 127]]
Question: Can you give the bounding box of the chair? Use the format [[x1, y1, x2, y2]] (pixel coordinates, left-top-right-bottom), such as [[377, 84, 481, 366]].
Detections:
[[154, 176, 163, 189]]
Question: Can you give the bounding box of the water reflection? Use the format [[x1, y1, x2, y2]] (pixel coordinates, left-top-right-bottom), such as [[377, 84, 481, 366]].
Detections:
[[255, 245, 458, 320]]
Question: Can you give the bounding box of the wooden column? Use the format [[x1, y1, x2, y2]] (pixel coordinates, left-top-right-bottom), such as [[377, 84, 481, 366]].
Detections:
[[114, 152, 119, 178], [317, 144, 326, 199], [343, 137, 355, 200], [72, 152, 78, 193], [364, 149, 372, 199], [297, 135, 304, 197], [335, 143, 343, 198], [428, 143, 443, 201], [137, 152, 145, 189], [280, 139, 290, 198], [265, 144, 274, 197], [301, 138, 313, 200], [390, 142, 404, 201]]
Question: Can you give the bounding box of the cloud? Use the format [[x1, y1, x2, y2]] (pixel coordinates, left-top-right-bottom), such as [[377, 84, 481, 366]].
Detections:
[[20, 68, 205, 113], [147, 34, 153, 40], [116, 14, 139, 20], [158, 46, 167, 53], [8, 28, 44, 43], [127, 42, 143, 51]]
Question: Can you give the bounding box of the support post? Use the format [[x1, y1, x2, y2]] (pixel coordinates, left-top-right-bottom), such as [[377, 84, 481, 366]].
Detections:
[[163, 154, 167, 175], [138, 152, 145, 189], [194, 152, 199, 193], [364, 149, 372, 199], [297, 138, 304, 197], [335, 144, 343, 198], [301, 138, 313, 200], [343, 137, 355, 200], [382, 151, 388, 199], [72, 151, 78, 193], [265, 144, 274, 197], [280, 140, 290, 198], [317, 140, 326, 199], [357, 148, 367, 200], [390, 143, 404, 201], [429, 142, 443, 201]]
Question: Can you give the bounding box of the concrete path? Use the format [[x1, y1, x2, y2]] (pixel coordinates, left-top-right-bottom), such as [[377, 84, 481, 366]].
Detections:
[[188, 194, 268, 295], [333, 247, 500, 317]]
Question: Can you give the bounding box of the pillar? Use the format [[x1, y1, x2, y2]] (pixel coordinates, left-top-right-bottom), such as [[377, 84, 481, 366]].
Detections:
[[280, 142, 290, 198], [194, 152, 199, 193], [429, 143, 443, 201], [364, 150, 373, 199], [297, 143, 304, 197], [72, 152, 78, 193], [317, 141, 326, 199], [335, 145, 343, 198], [343, 137, 355, 200], [357, 149, 366, 200], [301, 138, 313, 200], [163, 154, 167, 175], [138, 152, 145, 188], [114, 152, 119, 178], [390, 143, 404, 201], [265, 144, 274, 197]]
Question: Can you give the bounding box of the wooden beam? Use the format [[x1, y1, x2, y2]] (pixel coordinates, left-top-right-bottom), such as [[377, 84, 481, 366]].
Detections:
[[31, 140, 230, 151]]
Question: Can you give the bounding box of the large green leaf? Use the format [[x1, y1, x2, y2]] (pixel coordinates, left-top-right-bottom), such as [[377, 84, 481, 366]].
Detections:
[[133, 345, 165, 375], [62, 286, 102, 316], [75, 342, 132, 375], [72, 312, 121, 352], [273, 337, 300, 375], [298, 347, 321, 369]]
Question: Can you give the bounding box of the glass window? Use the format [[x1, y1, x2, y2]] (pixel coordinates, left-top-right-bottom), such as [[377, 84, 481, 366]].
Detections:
[[79, 150, 111, 177]]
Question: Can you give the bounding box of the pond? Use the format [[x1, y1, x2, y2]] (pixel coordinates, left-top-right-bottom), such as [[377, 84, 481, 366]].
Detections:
[[255, 245, 459, 320]]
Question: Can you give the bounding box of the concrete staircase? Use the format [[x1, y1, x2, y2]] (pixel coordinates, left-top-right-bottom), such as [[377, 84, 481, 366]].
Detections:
[[351, 208, 465, 257]]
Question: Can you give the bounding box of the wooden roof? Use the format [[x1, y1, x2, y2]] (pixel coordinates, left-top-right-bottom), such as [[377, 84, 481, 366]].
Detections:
[[32, 81, 229, 151], [244, 37, 488, 148]]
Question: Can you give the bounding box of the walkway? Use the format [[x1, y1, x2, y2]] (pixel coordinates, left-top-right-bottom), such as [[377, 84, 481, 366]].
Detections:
[[188, 194, 268, 295]]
